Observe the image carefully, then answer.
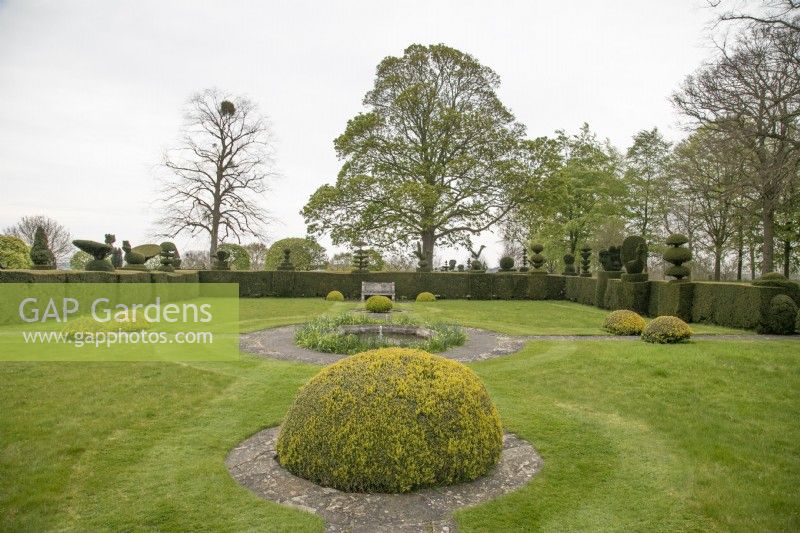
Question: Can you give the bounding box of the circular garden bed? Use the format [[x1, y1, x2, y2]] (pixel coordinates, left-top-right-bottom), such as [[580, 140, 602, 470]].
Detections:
[[294, 313, 466, 355]]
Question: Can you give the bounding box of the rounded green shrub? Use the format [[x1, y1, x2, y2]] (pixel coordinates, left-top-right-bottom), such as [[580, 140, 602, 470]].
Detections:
[[752, 275, 800, 303], [759, 294, 798, 335], [499, 256, 515, 271], [276, 348, 503, 493], [641, 316, 692, 344], [0, 235, 31, 269], [603, 310, 646, 335], [365, 295, 392, 313], [416, 291, 436, 302], [325, 290, 344, 301]]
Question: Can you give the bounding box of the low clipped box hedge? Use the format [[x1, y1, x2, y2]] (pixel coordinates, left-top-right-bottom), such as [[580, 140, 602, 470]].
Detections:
[[325, 290, 344, 301], [275, 348, 503, 493], [416, 291, 436, 302], [641, 316, 692, 344], [365, 295, 392, 313], [603, 310, 646, 335]]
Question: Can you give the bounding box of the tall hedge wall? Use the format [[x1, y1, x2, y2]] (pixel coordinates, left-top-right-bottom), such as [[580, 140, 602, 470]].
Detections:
[[690, 282, 786, 330], [1, 269, 798, 332], [565, 276, 597, 306], [197, 270, 566, 300], [648, 281, 694, 322], [603, 279, 650, 315]]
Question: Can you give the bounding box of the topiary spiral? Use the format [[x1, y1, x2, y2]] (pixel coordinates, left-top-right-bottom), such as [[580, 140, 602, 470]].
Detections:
[[641, 316, 692, 344], [664, 234, 691, 281], [603, 310, 646, 335], [365, 295, 392, 313], [276, 348, 503, 493], [325, 290, 344, 301]]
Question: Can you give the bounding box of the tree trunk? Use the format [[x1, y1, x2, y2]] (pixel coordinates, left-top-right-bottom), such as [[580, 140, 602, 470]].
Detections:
[[736, 232, 744, 281], [421, 229, 435, 272], [749, 244, 756, 280], [761, 205, 775, 275], [714, 243, 722, 281], [783, 239, 791, 278]]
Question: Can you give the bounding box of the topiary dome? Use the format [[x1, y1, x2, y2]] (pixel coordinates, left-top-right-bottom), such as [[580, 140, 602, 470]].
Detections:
[[665, 233, 689, 246], [325, 290, 344, 301], [641, 316, 692, 344], [416, 291, 436, 302], [276, 348, 503, 493], [365, 294, 392, 313], [603, 310, 646, 335]]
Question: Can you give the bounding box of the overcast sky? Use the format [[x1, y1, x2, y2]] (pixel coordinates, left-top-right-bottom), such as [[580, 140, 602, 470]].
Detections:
[[0, 0, 717, 266]]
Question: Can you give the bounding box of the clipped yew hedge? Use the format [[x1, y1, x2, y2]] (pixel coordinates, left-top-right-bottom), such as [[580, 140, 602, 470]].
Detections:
[[565, 276, 597, 306], [1, 268, 799, 333], [691, 282, 786, 330]]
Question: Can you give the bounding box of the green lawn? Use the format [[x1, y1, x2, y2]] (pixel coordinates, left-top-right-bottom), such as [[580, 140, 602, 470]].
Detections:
[[2, 298, 798, 531], [402, 299, 745, 335]]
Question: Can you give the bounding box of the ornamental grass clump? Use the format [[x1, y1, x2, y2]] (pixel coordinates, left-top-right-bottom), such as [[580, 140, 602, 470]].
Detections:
[[641, 316, 692, 344], [276, 348, 503, 493], [294, 313, 465, 354], [416, 291, 436, 302], [603, 310, 646, 336], [325, 290, 344, 301], [365, 295, 392, 313]]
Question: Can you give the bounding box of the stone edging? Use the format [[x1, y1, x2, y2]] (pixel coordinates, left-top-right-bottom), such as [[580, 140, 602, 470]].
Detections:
[[239, 326, 527, 364], [226, 427, 542, 532]]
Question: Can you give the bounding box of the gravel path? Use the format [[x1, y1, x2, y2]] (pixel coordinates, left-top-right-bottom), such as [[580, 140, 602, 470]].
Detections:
[[239, 326, 528, 364], [239, 326, 796, 365]]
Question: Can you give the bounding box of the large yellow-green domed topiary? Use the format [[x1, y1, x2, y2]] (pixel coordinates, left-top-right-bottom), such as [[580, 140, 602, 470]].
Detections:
[[603, 309, 646, 335], [416, 291, 436, 302], [365, 294, 392, 313], [276, 348, 503, 493], [325, 290, 344, 301], [642, 316, 692, 344]]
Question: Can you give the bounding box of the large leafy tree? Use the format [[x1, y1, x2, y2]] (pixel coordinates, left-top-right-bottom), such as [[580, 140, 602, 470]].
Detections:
[[669, 128, 746, 280], [511, 124, 625, 255], [624, 128, 671, 243], [263, 238, 327, 271], [302, 44, 542, 268]]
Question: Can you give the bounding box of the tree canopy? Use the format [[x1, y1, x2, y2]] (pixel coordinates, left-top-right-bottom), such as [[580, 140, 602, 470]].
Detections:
[[303, 44, 546, 269], [263, 238, 327, 271]]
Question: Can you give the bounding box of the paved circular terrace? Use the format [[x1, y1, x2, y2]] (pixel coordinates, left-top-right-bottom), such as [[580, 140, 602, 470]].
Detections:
[[239, 325, 529, 364], [226, 427, 542, 532]]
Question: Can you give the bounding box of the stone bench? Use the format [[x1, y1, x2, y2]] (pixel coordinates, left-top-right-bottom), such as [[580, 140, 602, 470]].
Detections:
[[361, 281, 395, 301]]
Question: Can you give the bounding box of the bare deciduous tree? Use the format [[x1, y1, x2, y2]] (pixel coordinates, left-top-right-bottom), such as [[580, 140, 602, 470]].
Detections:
[[709, 0, 800, 33], [672, 24, 800, 273], [4, 215, 72, 265], [157, 89, 276, 257]]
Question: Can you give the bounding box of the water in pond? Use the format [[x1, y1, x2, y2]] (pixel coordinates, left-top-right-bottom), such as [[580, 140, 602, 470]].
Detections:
[[350, 331, 426, 346]]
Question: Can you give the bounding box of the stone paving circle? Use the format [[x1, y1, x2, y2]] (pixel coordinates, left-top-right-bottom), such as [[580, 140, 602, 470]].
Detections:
[[226, 427, 542, 532]]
